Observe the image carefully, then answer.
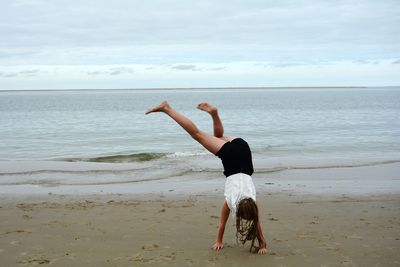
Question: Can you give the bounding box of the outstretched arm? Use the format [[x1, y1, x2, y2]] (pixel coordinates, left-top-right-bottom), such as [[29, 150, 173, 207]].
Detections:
[[212, 200, 230, 251], [256, 203, 267, 254]]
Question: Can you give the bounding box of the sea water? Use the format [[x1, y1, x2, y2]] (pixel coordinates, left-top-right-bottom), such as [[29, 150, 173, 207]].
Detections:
[[0, 87, 399, 191]]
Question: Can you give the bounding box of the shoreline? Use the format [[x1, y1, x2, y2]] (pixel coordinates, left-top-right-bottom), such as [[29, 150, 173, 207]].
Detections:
[[0, 161, 399, 197]]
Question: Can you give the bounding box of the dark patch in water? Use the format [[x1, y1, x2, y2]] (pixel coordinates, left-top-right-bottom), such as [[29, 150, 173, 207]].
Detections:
[[89, 153, 166, 163], [66, 153, 167, 163]]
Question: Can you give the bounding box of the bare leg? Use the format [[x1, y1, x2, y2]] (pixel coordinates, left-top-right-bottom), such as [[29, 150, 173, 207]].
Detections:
[[197, 103, 235, 142], [146, 101, 226, 154], [197, 103, 223, 137]]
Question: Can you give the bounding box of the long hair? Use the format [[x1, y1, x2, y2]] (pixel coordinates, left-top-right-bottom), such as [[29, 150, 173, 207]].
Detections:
[[235, 198, 259, 252]]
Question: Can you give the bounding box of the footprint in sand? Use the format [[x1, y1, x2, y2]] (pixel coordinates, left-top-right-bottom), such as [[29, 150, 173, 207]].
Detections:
[[17, 255, 51, 265], [129, 252, 174, 264], [22, 215, 32, 220], [10, 240, 20, 246], [16, 203, 36, 211], [185, 258, 194, 266], [340, 255, 356, 267], [141, 243, 160, 251], [5, 230, 31, 235], [272, 238, 288, 243], [348, 234, 363, 240], [129, 253, 150, 263], [158, 252, 176, 262]]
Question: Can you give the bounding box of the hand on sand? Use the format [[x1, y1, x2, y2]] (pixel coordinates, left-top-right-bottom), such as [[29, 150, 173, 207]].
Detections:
[[212, 241, 224, 251], [258, 242, 267, 255], [258, 247, 267, 255]]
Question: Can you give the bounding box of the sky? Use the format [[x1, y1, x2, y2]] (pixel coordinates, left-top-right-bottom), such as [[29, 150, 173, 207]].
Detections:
[[0, 0, 399, 90]]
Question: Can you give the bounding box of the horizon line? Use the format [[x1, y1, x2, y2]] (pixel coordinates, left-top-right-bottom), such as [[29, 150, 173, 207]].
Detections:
[[1, 85, 400, 92]]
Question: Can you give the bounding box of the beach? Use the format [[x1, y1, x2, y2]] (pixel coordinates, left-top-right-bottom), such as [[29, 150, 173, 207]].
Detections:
[[1, 88, 399, 266], [1, 163, 399, 267]]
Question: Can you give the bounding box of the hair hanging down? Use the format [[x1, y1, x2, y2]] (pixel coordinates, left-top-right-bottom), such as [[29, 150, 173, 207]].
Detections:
[[236, 198, 259, 252]]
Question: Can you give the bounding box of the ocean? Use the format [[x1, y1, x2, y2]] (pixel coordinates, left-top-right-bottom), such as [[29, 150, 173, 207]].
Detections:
[[1, 87, 399, 193]]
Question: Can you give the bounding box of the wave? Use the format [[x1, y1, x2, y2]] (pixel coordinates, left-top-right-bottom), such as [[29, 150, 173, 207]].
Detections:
[[65, 152, 168, 163], [1, 159, 399, 177], [255, 159, 400, 173], [166, 151, 209, 158], [0, 168, 149, 176], [0, 169, 193, 186], [61, 150, 210, 163]]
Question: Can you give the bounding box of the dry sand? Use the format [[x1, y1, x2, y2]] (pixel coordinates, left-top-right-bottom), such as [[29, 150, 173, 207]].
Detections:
[[1, 192, 399, 266]]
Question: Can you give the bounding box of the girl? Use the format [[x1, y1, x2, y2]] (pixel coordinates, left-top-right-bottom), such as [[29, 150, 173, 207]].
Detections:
[[145, 101, 267, 254]]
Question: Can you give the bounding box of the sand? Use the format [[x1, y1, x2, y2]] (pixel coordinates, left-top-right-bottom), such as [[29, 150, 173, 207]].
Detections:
[[1, 191, 399, 267]]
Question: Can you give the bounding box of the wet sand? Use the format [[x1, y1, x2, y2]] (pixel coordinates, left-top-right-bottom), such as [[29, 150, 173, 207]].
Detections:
[[1, 191, 399, 266]]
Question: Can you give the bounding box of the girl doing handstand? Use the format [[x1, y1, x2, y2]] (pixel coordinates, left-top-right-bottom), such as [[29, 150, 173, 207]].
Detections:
[[145, 101, 267, 254]]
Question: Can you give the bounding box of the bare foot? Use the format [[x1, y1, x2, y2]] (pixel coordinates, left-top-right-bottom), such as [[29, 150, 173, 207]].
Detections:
[[197, 102, 218, 115], [145, 101, 170, 115]]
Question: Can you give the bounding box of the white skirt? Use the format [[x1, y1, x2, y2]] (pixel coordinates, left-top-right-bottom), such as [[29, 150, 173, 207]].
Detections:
[[224, 173, 256, 216]]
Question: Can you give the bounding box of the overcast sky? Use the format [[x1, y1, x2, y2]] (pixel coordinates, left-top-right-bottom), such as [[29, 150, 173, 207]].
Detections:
[[0, 0, 399, 89]]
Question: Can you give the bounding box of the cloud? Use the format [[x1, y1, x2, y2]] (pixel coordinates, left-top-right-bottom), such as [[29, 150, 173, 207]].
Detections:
[[206, 66, 226, 71], [1, 0, 399, 66], [169, 64, 228, 72], [85, 71, 102, 76], [170, 64, 199, 71], [19, 69, 40, 75], [1, 60, 399, 90], [0, 69, 40, 78], [84, 67, 134, 76], [109, 67, 134, 76]]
